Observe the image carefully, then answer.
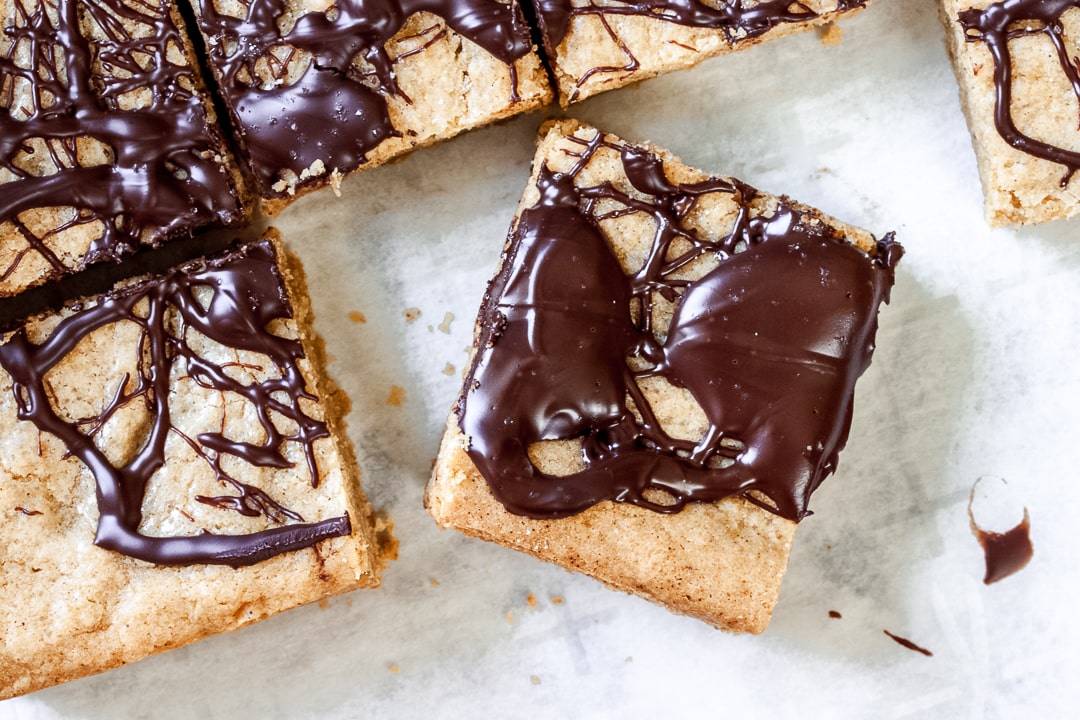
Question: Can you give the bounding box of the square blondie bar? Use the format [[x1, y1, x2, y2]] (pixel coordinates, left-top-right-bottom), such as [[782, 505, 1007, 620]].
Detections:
[[0, 230, 389, 699], [426, 119, 900, 632]]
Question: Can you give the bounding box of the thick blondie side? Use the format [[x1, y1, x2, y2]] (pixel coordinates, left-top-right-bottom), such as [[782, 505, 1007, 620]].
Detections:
[[0, 230, 390, 699], [426, 119, 900, 632]]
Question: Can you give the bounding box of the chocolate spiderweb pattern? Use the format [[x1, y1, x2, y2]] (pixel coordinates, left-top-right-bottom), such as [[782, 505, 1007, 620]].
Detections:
[[534, 0, 868, 101], [195, 0, 533, 196], [0, 0, 241, 296], [0, 240, 351, 567], [958, 0, 1080, 186], [459, 129, 901, 521]]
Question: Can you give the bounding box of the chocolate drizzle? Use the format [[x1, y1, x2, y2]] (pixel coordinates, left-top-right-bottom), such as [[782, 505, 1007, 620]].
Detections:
[[195, 0, 533, 196], [883, 630, 933, 657], [968, 477, 1033, 584], [534, 0, 867, 100], [0, 0, 242, 294], [459, 130, 900, 521], [0, 239, 351, 566], [958, 0, 1080, 185]]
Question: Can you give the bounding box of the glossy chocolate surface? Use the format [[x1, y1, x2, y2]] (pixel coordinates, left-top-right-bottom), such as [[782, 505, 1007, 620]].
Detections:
[[459, 130, 900, 521], [535, 0, 867, 100], [958, 0, 1080, 185], [195, 0, 533, 196], [973, 511, 1033, 584], [0, 239, 350, 566], [0, 0, 241, 292]]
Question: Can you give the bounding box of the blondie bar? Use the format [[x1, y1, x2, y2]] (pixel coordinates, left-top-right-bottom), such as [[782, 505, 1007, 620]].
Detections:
[[0, 0, 249, 298], [188, 0, 553, 213], [939, 0, 1080, 226], [426, 119, 900, 632], [534, 0, 871, 104], [0, 230, 388, 698]]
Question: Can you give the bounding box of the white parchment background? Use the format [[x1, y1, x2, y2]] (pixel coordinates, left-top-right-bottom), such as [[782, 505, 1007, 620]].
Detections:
[[3, 0, 1078, 716]]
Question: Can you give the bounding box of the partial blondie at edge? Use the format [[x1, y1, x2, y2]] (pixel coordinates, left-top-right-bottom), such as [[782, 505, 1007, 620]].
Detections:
[[0, 229, 390, 699], [0, 0, 251, 299], [534, 0, 872, 105], [938, 0, 1080, 226]]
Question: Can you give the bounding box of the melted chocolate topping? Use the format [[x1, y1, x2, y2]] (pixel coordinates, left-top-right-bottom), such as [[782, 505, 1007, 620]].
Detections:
[[459, 131, 900, 521], [534, 0, 867, 100], [968, 479, 1033, 584], [0, 0, 241, 292], [0, 239, 351, 567], [195, 0, 532, 196], [958, 0, 1080, 185]]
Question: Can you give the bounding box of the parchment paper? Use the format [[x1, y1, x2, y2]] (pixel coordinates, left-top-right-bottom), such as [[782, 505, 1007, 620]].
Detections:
[[3, 0, 1077, 716]]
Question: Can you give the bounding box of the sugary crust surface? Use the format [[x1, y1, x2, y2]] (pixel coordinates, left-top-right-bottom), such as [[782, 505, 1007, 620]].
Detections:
[[190, 0, 552, 215], [938, 0, 1080, 226], [0, 0, 251, 298], [425, 118, 880, 633], [542, 0, 870, 105], [0, 229, 387, 700]]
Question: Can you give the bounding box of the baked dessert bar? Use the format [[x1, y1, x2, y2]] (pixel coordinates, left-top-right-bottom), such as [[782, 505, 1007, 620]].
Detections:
[[533, 0, 871, 104], [188, 0, 553, 214], [0, 230, 389, 699], [939, 0, 1080, 226], [426, 119, 901, 632], [0, 0, 249, 299]]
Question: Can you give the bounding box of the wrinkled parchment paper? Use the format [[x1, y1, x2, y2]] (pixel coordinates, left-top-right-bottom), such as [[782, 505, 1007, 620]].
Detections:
[[4, 0, 1077, 716]]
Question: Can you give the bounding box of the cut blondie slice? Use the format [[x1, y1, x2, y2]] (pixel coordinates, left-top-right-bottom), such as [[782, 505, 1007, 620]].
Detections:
[[0, 229, 389, 699], [188, 0, 553, 214], [0, 0, 249, 298], [939, 0, 1080, 226], [426, 119, 900, 632], [533, 0, 871, 104]]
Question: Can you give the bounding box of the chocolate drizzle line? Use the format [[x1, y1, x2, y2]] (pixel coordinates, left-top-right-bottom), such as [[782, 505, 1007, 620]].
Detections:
[[195, 0, 533, 196], [534, 0, 867, 100], [0, 0, 242, 293], [958, 0, 1080, 185], [0, 239, 351, 566], [459, 129, 901, 521], [883, 630, 933, 657]]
